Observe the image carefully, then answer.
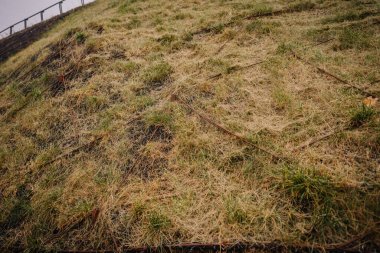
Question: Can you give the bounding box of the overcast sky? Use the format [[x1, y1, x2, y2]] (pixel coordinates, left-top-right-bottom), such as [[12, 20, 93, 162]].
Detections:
[[0, 0, 93, 36]]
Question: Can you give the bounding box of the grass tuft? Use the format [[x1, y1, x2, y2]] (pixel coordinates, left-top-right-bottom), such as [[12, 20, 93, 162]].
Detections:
[[323, 11, 376, 24], [350, 104, 375, 128], [276, 42, 294, 54], [225, 196, 247, 224], [206, 58, 233, 74], [148, 211, 170, 231], [118, 0, 140, 14], [202, 23, 226, 34], [142, 61, 173, 87], [246, 21, 280, 36], [281, 166, 335, 212], [272, 87, 292, 111], [249, 4, 273, 16], [157, 34, 177, 46], [113, 60, 140, 75], [144, 109, 173, 129], [64, 27, 82, 38], [131, 202, 146, 220], [334, 28, 372, 50], [288, 1, 316, 12], [127, 17, 142, 29], [75, 32, 87, 44]]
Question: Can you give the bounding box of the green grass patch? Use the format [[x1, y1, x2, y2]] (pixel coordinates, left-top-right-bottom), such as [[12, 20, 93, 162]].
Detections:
[[131, 95, 155, 112], [157, 34, 177, 46], [148, 211, 170, 231], [334, 28, 372, 50], [281, 166, 335, 211], [75, 32, 87, 44], [276, 42, 294, 54], [26, 187, 62, 252], [97, 107, 122, 131], [173, 13, 191, 20], [206, 58, 233, 74], [64, 27, 82, 39], [246, 20, 280, 35], [279, 165, 378, 240], [232, 3, 255, 10], [272, 87, 292, 111], [113, 60, 140, 75], [306, 27, 333, 43], [205, 23, 226, 34], [288, 1, 316, 12], [118, 0, 140, 14], [249, 4, 273, 16], [323, 11, 376, 24], [126, 17, 141, 29], [142, 61, 173, 86], [350, 104, 375, 128], [225, 196, 247, 224], [3, 85, 44, 120], [144, 109, 173, 129], [83, 95, 108, 113]]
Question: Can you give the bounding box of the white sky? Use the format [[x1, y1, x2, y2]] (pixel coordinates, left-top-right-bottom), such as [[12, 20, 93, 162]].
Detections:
[[0, 0, 93, 36]]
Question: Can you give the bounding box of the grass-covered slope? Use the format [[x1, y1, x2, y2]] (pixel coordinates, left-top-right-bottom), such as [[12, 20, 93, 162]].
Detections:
[[0, 0, 379, 251]]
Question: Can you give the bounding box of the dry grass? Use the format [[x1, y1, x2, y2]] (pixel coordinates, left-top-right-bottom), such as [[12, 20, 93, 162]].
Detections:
[[0, 0, 379, 251]]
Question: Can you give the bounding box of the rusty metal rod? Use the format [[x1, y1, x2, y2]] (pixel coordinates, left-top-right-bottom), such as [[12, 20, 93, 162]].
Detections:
[[56, 235, 374, 253]]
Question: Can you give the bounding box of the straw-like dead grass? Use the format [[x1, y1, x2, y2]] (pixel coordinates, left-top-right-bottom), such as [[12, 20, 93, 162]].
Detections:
[[0, 0, 379, 251]]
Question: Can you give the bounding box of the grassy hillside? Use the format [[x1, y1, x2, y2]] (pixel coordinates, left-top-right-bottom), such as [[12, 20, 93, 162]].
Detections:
[[0, 0, 379, 251]]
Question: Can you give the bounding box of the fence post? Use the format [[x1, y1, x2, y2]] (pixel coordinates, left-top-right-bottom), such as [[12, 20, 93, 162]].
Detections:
[[59, 2, 63, 14], [81, 0, 84, 6], [10, 26, 13, 35], [40, 11, 44, 21], [24, 19, 28, 29]]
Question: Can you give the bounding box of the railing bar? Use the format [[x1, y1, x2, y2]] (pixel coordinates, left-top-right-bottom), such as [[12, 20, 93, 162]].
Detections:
[[27, 12, 41, 20], [0, 0, 67, 35], [12, 20, 24, 26], [59, 2, 63, 14], [41, 1, 63, 13], [29, 1, 62, 20], [0, 0, 92, 37]]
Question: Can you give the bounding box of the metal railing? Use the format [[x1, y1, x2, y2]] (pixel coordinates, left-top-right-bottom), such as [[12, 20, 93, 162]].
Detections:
[[0, 0, 87, 38]]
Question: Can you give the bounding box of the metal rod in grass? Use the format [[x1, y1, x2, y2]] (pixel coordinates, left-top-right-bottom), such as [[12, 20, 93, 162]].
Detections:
[[171, 93, 290, 163], [291, 50, 376, 97]]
